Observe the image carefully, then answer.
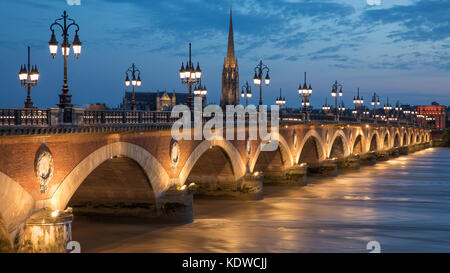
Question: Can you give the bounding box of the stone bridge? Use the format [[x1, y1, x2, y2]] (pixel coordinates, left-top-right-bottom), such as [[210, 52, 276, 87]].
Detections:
[[0, 110, 431, 252]]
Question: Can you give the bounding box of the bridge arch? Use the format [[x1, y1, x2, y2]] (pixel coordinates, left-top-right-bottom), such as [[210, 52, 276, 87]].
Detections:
[[381, 130, 391, 150], [250, 132, 294, 173], [350, 127, 366, 155], [402, 132, 407, 146], [0, 172, 35, 239], [393, 133, 400, 148], [179, 137, 246, 185], [327, 130, 350, 158], [367, 131, 380, 152], [48, 142, 170, 210], [296, 129, 326, 164]]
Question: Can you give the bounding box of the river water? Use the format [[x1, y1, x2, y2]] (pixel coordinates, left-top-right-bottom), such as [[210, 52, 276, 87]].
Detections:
[[72, 148, 450, 253]]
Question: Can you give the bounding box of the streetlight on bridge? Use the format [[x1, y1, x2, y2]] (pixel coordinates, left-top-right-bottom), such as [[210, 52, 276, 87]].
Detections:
[[322, 98, 331, 114], [241, 81, 252, 108], [383, 97, 393, 123], [395, 101, 403, 123], [338, 101, 346, 117], [331, 81, 343, 121], [352, 88, 364, 121], [275, 88, 286, 120], [298, 72, 312, 121], [194, 80, 208, 107], [18, 46, 40, 108], [48, 10, 82, 123], [179, 43, 202, 110], [253, 60, 270, 106], [371, 92, 381, 123], [124, 63, 142, 110]]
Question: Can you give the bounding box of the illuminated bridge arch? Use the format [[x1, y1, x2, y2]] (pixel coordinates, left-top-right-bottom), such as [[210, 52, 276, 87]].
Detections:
[[179, 137, 246, 185], [296, 129, 327, 164], [47, 142, 170, 211], [250, 132, 293, 173], [327, 130, 350, 158]]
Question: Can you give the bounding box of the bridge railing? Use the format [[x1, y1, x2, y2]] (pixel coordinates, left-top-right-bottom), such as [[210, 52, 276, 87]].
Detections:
[[0, 108, 427, 134], [83, 110, 179, 125], [0, 109, 50, 126]]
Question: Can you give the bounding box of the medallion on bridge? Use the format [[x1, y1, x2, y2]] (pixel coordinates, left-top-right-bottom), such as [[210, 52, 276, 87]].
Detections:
[[34, 144, 54, 194], [170, 139, 180, 172]]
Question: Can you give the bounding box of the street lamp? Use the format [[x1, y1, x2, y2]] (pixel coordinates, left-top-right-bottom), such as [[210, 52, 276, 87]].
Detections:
[[194, 80, 208, 107], [275, 88, 286, 119], [18, 46, 40, 108], [370, 92, 381, 123], [49, 10, 81, 123], [383, 97, 393, 123], [394, 100, 402, 123], [298, 72, 312, 120], [331, 80, 343, 121], [253, 60, 270, 106], [124, 63, 142, 110], [241, 81, 252, 107], [338, 101, 346, 116], [352, 88, 364, 121], [179, 43, 202, 110], [322, 98, 331, 114]]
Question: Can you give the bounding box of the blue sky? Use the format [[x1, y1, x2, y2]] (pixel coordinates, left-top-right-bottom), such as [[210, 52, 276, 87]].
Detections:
[[0, 0, 449, 109]]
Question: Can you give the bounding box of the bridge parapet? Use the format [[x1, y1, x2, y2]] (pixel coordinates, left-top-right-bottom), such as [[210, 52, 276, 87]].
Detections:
[[0, 108, 428, 137]]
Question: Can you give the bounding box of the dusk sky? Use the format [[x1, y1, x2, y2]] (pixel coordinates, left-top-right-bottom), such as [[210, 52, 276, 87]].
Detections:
[[1, 0, 449, 109]]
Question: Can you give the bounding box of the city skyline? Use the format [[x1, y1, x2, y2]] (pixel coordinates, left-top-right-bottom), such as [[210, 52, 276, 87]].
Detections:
[[1, 0, 450, 109]]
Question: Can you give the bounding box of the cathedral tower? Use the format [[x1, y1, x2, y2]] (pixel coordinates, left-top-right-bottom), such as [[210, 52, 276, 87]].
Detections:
[[220, 10, 239, 108]]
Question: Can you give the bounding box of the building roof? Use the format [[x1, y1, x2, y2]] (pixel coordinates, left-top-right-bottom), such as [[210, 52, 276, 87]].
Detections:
[[122, 91, 189, 110]]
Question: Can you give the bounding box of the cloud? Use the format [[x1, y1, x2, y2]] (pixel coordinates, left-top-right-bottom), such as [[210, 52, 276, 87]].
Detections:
[[362, 0, 450, 42], [67, 0, 81, 5], [366, 0, 381, 6]]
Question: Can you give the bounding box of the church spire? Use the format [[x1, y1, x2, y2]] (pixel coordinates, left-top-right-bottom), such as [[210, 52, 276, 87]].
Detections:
[[221, 8, 239, 108], [226, 9, 235, 64]]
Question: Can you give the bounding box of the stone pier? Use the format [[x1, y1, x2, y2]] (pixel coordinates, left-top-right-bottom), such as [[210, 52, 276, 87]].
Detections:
[[16, 208, 73, 253], [239, 172, 264, 200], [376, 150, 390, 161], [337, 155, 360, 170], [308, 158, 338, 177], [360, 152, 377, 165]]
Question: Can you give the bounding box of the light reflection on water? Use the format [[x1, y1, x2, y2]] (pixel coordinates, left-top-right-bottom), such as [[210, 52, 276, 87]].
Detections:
[[72, 148, 450, 253]]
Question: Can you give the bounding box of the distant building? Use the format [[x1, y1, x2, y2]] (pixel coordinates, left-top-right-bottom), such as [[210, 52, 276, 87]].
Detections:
[[120, 90, 189, 111], [84, 103, 109, 110], [417, 104, 446, 130]]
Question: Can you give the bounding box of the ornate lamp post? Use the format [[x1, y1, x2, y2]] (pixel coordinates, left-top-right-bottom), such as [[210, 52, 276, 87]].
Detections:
[[394, 101, 402, 123], [352, 88, 364, 121], [241, 81, 252, 107], [124, 63, 142, 110], [275, 88, 286, 119], [403, 109, 411, 124], [179, 43, 202, 110], [383, 97, 393, 123], [362, 108, 370, 117], [371, 92, 381, 123], [253, 60, 270, 106], [298, 72, 312, 120], [322, 98, 331, 114], [331, 80, 343, 121], [48, 10, 81, 123], [338, 101, 346, 117], [18, 46, 40, 108], [194, 80, 208, 107]]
